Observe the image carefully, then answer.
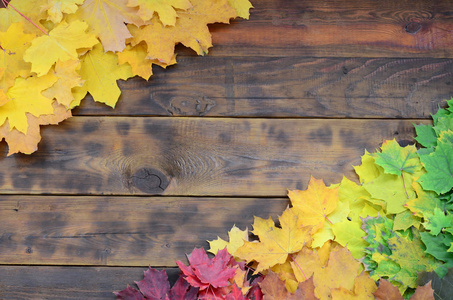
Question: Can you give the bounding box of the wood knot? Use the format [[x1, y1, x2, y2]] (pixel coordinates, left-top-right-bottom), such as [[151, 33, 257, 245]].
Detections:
[[132, 168, 169, 194], [405, 22, 422, 34]]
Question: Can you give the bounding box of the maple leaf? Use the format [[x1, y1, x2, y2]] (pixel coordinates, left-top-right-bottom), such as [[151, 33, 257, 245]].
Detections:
[[288, 177, 339, 231], [0, 23, 35, 92], [208, 225, 248, 257], [114, 268, 198, 300], [127, 0, 192, 25], [393, 210, 421, 231], [291, 246, 361, 299], [129, 0, 237, 64], [405, 182, 444, 218], [176, 248, 237, 291], [44, 0, 85, 24], [71, 43, 133, 108], [418, 267, 453, 300], [0, 0, 47, 33], [414, 123, 437, 148], [419, 136, 453, 194], [117, 43, 176, 81], [68, 0, 144, 52], [423, 208, 453, 236], [331, 220, 368, 259], [225, 284, 247, 300], [354, 150, 382, 184], [259, 272, 319, 300], [235, 208, 312, 273], [23, 20, 98, 77], [330, 272, 377, 300], [42, 59, 84, 107], [373, 139, 422, 176], [0, 101, 71, 155], [0, 73, 58, 133], [373, 279, 435, 300], [228, 0, 253, 19]]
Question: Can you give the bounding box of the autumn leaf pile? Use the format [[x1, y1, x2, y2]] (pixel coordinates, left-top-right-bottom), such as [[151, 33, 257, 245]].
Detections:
[[0, 0, 252, 156], [114, 98, 453, 300]]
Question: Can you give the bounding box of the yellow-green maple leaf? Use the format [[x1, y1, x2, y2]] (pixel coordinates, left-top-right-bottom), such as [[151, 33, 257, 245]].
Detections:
[[73, 43, 133, 108], [129, 0, 237, 64], [127, 0, 192, 25], [0, 74, 58, 133], [332, 220, 369, 259], [235, 208, 312, 273], [208, 225, 248, 256], [68, 0, 144, 52], [42, 60, 84, 107], [0, 23, 35, 92], [45, 0, 85, 24], [23, 20, 98, 76], [288, 177, 339, 231]]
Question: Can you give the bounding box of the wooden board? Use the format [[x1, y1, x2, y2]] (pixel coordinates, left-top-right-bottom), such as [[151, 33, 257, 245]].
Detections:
[[205, 0, 453, 58], [0, 196, 288, 266], [73, 57, 453, 118], [0, 117, 427, 196], [0, 266, 180, 299]]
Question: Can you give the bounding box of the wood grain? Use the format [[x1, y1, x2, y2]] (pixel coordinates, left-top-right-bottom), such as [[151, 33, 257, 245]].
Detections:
[[0, 196, 288, 266], [73, 57, 453, 118], [205, 0, 453, 58], [0, 266, 180, 299], [0, 117, 427, 196]]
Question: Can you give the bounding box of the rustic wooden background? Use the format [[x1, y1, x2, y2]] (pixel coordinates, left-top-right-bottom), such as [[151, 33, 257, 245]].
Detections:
[[1, 0, 453, 298]]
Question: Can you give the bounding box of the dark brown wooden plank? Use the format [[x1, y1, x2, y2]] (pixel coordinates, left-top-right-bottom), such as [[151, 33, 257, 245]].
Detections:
[[0, 266, 180, 299], [205, 0, 453, 58], [0, 117, 427, 196], [73, 57, 453, 118], [0, 196, 288, 266]]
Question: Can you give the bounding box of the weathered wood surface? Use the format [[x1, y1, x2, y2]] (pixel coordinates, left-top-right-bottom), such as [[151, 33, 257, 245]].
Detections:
[[0, 266, 180, 299], [0, 117, 426, 196], [73, 57, 453, 118], [0, 196, 287, 266], [207, 0, 453, 58]]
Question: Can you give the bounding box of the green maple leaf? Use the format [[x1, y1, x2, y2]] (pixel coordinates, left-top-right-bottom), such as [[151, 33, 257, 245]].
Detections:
[[414, 123, 437, 148], [423, 208, 453, 236], [373, 139, 422, 176], [420, 232, 453, 277], [419, 138, 453, 194]]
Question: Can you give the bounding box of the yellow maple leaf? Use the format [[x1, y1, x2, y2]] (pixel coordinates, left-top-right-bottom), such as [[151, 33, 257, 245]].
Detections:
[[72, 43, 133, 108], [68, 0, 144, 52], [117, 43, 177, 80], [288, 177, 339, 231], [208, 225, 248, 256], [228, 0, 253, 19], [129, 0, 237, 64], [0, 89, 7, 106], [330, 272, 377, 300], [291, 246, 361, 300], [44, 0, 85, 24], [235, 208, 312, 273], [42, 60, 84, 108], [1, 74, 58, 134], [127, 0, 192, 25], [0, 101, 71, 155], [23, 20, 98, 77], [0, 0, 47, 33], [0, 23, 35, 91]]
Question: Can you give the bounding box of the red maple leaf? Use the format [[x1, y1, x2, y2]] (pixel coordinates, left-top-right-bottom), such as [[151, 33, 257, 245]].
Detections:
[[168, 276, 199, 300], [225, 284, 248, 300], [176, 248, 237, 290]]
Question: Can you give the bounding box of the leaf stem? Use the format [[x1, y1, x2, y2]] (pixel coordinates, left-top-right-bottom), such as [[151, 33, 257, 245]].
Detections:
[[1, 0, 48, 35], [289, 253, 307, 281], [401, 173, 409, 199]]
